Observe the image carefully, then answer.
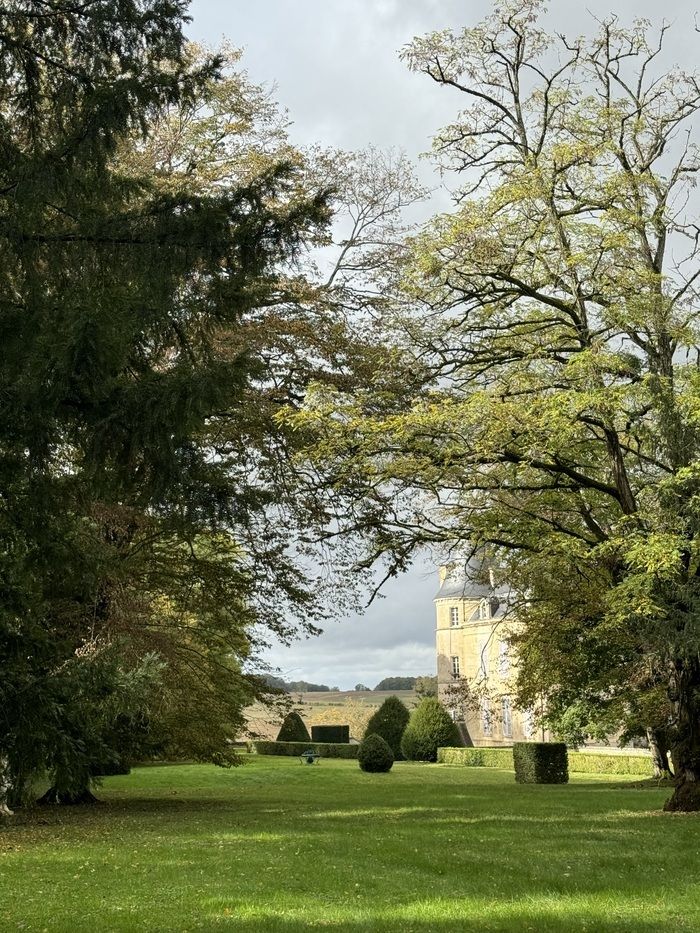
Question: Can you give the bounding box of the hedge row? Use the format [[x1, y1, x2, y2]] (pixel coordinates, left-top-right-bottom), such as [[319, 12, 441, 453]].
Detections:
[[568, 751, 653, 776], [438, 747, 514, 768], [437, 746, 653, 776], [248, 741, 359, 759]]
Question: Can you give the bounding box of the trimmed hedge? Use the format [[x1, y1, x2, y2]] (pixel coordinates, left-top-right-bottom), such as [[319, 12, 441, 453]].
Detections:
[[248, 740, 359, 759], [311, 725, 349, 744], [358, 734, 394, 773], [438, 747, 513, 769], [276, 712, 310, 743], [569, 751, 653, 776], [513, 742, 568, 784], [437, 746, 653, 776]]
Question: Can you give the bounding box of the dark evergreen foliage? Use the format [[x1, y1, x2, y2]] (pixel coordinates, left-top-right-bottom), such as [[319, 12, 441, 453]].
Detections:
[[513, 743, 569, 784], [358, 734, 394, 773], [276, 712, 310, 743], [400, 698, 463, 762], [363, 696, 409, 760], [311, 725, 349, 744], [0, 2, 331, 804]]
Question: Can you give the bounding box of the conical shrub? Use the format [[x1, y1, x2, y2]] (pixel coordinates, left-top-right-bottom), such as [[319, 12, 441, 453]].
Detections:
[[358, 733, 394, 773], [276, 711, 310, 743], [401, 697, 462, 762], [364, 695, 409, 760]]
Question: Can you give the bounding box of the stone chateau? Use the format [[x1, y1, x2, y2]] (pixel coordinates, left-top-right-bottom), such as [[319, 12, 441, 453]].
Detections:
[[435, 558, 542, 747]]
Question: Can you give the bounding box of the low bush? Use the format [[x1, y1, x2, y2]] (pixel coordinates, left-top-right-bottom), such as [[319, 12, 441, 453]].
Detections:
[[358, 734, 394, 773], [248, 741, 359, 759], [513, 742, 568, 784], [401, 698, 463, 762], [311, 725, 349, 744], [276, 712, 311, 743], [364, 696, 409, 760], [568, 751, 653, 776], [437, 747, 513, 768]]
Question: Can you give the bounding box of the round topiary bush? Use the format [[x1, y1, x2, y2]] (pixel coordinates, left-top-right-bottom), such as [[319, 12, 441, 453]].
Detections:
[[276, 711, 311, 743], [401, 697, 463, 762], [358, 733, 394, 773], [364, 695, 410, 760]]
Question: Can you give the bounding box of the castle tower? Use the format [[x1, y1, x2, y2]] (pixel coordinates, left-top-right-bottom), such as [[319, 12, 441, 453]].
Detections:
[[435, 557, 534, 746]]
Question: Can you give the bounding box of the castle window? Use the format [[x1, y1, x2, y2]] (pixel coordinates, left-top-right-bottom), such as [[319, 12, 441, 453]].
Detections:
[[481, 697, 492, 736], [451, 656, 460, 678], [449, 606, 459, 626], [478, 599, 490, 620], [502, 696, 513, 738]]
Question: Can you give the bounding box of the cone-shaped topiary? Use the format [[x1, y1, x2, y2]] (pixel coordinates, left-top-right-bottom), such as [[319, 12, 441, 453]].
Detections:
[[401, 697, 463, 762], [358, 733, 394, 772], [276, 711, 311, 743], [364, 695, 410, 760]]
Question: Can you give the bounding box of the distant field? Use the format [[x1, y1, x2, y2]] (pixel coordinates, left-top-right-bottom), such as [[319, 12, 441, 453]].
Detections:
[[244, 689, 420, 741]]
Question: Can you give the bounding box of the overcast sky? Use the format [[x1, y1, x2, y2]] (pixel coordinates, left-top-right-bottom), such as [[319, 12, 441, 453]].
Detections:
[[187, 0, 699, 689]]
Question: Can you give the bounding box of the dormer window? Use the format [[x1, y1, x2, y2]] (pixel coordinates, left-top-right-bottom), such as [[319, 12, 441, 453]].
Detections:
[[449, 607, 460, 626], [478, 599, 490, 620]]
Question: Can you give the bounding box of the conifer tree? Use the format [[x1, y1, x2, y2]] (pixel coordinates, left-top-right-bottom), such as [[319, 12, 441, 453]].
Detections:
[[277, 712, 311, 744], [0, 2, 329, 804], [401, 698, 462, 762], [364, 696, 409, 760]]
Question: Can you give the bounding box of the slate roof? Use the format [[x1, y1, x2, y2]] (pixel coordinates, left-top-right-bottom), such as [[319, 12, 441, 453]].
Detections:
[[435, 554, 512, 619]]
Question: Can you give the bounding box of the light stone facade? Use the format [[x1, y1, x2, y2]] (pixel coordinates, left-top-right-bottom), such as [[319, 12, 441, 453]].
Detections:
[[435, 561, 543, 747]]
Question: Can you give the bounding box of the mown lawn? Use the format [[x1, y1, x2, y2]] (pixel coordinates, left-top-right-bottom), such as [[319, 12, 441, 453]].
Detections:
[[0, 756, 698, 932]]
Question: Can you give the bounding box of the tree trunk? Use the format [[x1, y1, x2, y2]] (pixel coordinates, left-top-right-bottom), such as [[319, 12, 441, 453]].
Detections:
[[37, 786, 99, 806], [0, 756, 12, 816], [646, 727, 673, 780], [665, 658, 700, 812]]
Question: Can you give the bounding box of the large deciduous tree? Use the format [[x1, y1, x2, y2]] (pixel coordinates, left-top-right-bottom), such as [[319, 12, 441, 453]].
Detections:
[[289, 3, 700, 810]]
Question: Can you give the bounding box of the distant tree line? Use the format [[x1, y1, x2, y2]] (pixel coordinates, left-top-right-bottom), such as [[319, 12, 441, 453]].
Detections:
[[262, 675, 339, 693], [373, 676, 437, 695], [263, 675, 437, 694]]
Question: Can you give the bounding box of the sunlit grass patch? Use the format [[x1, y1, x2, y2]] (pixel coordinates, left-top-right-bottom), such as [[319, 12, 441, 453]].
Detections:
[[0, 756, 698, 932]]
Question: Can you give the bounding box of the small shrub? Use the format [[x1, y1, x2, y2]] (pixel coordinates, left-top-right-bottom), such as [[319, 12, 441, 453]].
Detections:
[[513, 742, 568, 784], [401, 697, 463, 762], [311, 725, 349, 744], [276, 712, 310, 743], [364, 696, 409, 760], [358, 734, 394, 773]]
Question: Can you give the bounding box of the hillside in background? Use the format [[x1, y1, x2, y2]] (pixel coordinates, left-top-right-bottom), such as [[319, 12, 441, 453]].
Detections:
[[244, 689, 422, 741]]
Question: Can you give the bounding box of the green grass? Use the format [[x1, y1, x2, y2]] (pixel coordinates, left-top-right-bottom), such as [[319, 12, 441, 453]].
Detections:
[[1, 757, 698, 932]]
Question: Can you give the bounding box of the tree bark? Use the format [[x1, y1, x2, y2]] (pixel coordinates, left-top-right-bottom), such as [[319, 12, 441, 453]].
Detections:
[[646, 727, 673, 781], [0, 756, 13, 816], [665, 658, 700, 811]]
